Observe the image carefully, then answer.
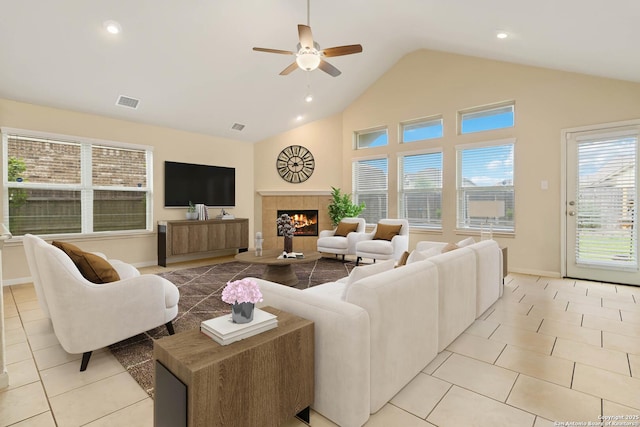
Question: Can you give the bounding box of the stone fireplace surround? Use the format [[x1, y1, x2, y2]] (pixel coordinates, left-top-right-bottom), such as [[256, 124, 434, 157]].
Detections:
[[259, 191, 332, 253]]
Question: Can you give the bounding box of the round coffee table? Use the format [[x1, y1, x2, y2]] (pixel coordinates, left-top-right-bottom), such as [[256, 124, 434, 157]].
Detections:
[[235, 249, 322, 286]]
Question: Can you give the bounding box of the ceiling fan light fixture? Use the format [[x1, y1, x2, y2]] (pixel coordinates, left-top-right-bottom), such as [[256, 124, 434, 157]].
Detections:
[[296, 48, 321, 71]]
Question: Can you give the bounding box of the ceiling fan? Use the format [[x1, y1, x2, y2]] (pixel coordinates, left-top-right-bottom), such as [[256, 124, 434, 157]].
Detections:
[[252, 0, 362, 77]]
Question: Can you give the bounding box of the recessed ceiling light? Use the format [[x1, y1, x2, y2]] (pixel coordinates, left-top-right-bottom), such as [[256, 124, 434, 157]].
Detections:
[[304, 94, 313, 103], [296, 115, 304, 121], [496, 31, 508, 39], [103, 20, 122, 35]]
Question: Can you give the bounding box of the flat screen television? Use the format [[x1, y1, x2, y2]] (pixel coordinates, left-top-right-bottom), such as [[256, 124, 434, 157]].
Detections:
[[164, 161, 236, 207]]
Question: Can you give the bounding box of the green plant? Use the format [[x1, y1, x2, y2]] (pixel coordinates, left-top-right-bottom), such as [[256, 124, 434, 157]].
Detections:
[[8, 156, 28, 207], [327, 186, 365, 226], [187, 201, 196, 212]]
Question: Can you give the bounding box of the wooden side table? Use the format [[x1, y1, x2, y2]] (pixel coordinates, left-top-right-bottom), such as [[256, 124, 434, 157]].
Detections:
[[501, 246, 508, 279], [153, 307, 314, 427]]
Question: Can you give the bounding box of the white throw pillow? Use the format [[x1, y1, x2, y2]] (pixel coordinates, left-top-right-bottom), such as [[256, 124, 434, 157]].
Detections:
[[457, 237, 476, 247], [406, 247, 440, 265], [341, 259, 395, 300]]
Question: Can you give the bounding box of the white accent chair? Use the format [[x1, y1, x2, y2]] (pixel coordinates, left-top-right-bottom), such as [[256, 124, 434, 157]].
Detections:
[[355, 219, 410, 265], [23, 234, 180, 371], [316, 217, 367, 261]]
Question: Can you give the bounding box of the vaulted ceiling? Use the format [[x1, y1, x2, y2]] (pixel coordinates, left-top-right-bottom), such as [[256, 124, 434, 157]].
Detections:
[[0, 0, 638, 142]]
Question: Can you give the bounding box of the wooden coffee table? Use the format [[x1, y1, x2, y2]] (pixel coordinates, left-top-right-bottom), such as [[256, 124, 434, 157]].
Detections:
[[235, 248, 322, 286]]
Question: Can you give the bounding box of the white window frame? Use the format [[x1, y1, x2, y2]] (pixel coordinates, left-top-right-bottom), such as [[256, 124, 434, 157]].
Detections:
[[352, 155, 389, 225], [2, 127, 154, 237], [398, 148, 443, 229], [456, 138, 515, 233], [459, 101, 515, 135], [400, 116, 444, 143], [354, 127, 388, 150]]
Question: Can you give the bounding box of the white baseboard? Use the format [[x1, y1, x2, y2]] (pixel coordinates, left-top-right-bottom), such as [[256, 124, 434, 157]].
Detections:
[[0, 371, 8, 389], [508, 267, 562, 278], [2, 276, 32, 286]]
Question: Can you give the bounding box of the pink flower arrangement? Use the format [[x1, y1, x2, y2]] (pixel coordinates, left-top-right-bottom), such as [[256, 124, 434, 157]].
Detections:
[[221, 278, 263, 305]]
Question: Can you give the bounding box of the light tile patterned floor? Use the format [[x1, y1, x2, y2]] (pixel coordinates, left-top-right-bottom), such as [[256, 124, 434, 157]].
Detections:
[[2, 268, 640, 426]]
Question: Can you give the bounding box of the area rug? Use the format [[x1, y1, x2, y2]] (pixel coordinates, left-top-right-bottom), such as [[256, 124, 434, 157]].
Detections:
[[109, 257, 355, 396]]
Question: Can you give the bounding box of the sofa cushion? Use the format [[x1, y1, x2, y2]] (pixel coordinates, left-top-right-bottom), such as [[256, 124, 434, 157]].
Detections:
[[334, 221, 359, 237], [406, 247, 440, 264], [52, 241, 121, 284], [303, 281, 346, 299], [373, 223, 402, 241], [442, 242, 459, 253], [342, 259, 395, 300], [457, 237, 476, 247]]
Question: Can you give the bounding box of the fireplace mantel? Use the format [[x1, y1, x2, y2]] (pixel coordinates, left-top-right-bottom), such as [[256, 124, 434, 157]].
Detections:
[[257, 190, 331, 196]]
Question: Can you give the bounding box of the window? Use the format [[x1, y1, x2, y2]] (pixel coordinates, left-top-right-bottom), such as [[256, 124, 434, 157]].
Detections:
[[353, 157, 388, 224], [460, 102, 514, 134], [3, 129, 153, 236], [457, 140, 514, 231], [355, 128, 388, 149], [401, 117, 443, 143], [398, 151, 442, 228]]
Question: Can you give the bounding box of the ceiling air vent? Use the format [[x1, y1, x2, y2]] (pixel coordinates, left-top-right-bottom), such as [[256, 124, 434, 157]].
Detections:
[[116, 95, 140, 109], [231, 123, 245, 131]]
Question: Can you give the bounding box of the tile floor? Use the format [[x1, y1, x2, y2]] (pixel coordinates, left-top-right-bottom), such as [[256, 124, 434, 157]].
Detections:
[[2, 263, 640, 426]]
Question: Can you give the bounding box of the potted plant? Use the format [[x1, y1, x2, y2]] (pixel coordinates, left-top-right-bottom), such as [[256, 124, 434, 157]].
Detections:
[[186, 201, 198, 220], [222, 278, 263, 323], [327, 186, 365, 226]]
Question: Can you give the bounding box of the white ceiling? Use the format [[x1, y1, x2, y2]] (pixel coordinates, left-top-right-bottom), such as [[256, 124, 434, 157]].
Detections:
[[0, 0, 638, 143]]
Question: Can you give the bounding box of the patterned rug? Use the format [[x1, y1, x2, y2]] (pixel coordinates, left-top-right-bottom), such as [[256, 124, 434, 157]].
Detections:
[[108, 257, 354, 396]]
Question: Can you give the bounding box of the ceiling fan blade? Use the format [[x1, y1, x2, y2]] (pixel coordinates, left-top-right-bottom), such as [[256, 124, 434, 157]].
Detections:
[[321, 44, 363, 57], [279, 62, 299, 76], [298, 24, 314, 49], [253, 47, 295, 55], [318, 59, 341, 77]]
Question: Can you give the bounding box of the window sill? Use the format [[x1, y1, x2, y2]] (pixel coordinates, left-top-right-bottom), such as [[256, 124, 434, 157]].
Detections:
[[5, 229, 155, 246], [454, 229, 515, 239]]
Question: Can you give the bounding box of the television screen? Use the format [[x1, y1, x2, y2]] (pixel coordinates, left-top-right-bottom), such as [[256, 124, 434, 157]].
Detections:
[[164, 161, 235, 207]]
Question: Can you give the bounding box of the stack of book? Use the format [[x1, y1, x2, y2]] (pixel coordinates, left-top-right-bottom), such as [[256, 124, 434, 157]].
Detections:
[[200, 308, 278, 345], [277, 252, 304, 259]]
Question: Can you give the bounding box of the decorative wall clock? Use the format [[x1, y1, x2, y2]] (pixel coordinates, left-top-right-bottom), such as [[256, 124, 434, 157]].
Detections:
[[276, 145, 315, 183]]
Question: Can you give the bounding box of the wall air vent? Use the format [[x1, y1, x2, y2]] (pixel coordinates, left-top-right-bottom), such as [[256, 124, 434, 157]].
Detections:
[[116, 95, 140, 109], [231, 123, 245, 131]]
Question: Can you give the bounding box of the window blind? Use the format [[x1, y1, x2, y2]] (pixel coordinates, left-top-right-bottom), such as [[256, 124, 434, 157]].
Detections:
[[576, 135, 637, 268], [353, 157, 388, 224], [399, 152, 442, 228], [456, 142, 514, 230]]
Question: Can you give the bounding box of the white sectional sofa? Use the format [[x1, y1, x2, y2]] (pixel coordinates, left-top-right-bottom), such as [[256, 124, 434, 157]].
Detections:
[[254, 239, 503, 427]]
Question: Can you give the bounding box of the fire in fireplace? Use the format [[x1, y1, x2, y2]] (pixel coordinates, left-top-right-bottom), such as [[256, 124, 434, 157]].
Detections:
[[277, 210, 319, 236]]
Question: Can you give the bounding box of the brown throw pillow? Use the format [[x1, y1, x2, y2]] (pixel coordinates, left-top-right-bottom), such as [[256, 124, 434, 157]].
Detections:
[[334, 221, 359, 237], [373, 223, 402, 241], [396, 251, 410, 268], [52, 241, 120, 284], [441, 242, 459, 253]]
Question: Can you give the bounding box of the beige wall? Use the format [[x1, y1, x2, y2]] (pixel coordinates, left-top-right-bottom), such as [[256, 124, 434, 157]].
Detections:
[[342, 49, 640, 276], [4, 49, 640, 281], [253, 114, 344, 232], [0, 98, 254, 282]]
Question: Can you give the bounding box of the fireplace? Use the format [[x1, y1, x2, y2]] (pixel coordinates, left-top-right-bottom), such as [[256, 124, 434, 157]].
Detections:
[[277, 210, 319, 236]]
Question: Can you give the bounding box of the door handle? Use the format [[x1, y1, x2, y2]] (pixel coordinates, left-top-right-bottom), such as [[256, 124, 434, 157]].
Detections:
[[568, 211, 576, 216], [569, 201, 576, 206]]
